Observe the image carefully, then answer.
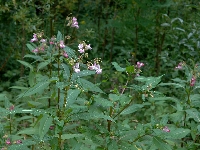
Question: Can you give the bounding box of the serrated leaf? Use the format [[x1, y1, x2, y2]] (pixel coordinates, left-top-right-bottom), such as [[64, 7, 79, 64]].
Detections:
[[8, 140, 36, 149], [66, 89, 81, 105], [94, 97, 113, 107], [64, 46, 76, 58], [61, 63, 70, 80], [17, 60, 33, 71], [39, 114, 53, 140], [186, 109, 200, 122], [77, 78, 104, 93], [17, 128, 37, 135], [153, 136, 172, 150], [26, 43, 35, 51], [61, 134, 83, 140], [121, 104, 143, 115], [159, 83, 185, 89], [37, 60, 51, 71], [24, 54, 43, 61], [57, 31, 62, 41], [71, 112, 115, 122], [17, 81, 50, 99], [162, 128, 190, 139], [71, 70, 95, 81], [112, 62, 126, 72], [9, 86, 28, 90]]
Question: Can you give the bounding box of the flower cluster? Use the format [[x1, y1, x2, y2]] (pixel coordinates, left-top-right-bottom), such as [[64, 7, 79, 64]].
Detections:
[[175, 62, 184, 70], [67, 17, 79, 29], [162, 126, 170, 132], [78, 41, 92, 54], [190, 75, 196, 87], [1, 135, 22, 149], [135, 61, 144, 76]]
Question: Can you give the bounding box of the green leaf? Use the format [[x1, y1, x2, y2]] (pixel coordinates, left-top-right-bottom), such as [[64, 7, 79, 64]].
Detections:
[[8, 140, 36, 150], [186, 109, 200, 122], [39, 114, 53, 140], [126, 66, 135, 74], [121, 104, 143, 115], [61, 63, 70, 80], [153, 136, 172, 150], [71, 70, 96, 81], [17, 81, 50, 99], [67, 89, 81, 105], [9, 86, 28, 90], [17, 60, 33, 71], [56, 30, 62, 41], [24, 54, 43, 61], [167, 128, 190, 139], [159, 83, 185, 89], [37, 60, 51, 71], [112, 62, 126, 72], [26, 43, 36, 51], [17, 128, 38, 135], [77, 78, 104, 93], [94, 96, 113, 107], [64, 46, 76, 58], [61, 134, 83, 140], [72, 112, 115, 122], [56, 82, 65, 90]]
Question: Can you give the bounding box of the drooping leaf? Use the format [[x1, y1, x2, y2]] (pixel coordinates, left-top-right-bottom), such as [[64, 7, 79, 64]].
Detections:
[[37, 60, 51, 71], [71, 70, 95, 81], [8, 140, 36, 150], [17, 81, 50, 99], [17, 128, 38, 135], [112, 62, 126, 72], [17, 60, 33, 71], [56, 30, 62, 41], [186, 109, 200, 122], [26, 43, 36, 51], [64, 46, 76, 58], [24, 54, 43, 61], [39, 114, 53, 140], [77, 78, 104, 93], [121, 104, 143, 115], [61, 134, 83, 140], [9, 86, 28, 90], [153, 136, 172, 150], [66, 89, 81, 105], [61, 63, 70, 80]]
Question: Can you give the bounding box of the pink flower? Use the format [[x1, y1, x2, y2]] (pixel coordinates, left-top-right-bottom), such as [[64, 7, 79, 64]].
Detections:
[[136, 62, 144, 68], [30, 33, 38, 42], [6, 139, 11, 145], [88, 63, 102, 74], [9, 105, 14, 111], [32, 48, 38, 53], [190, 76, 196, 86], [40, 39, 46, 43], [59, 40, 65, 48], [73, 63, 80, 73], [175, 62, 183, 70], [49, 126, 54, 130], [162, 126, 170, 132], [71, 17, 79, 29], [85, 44, 92, 50], [63, 51, 68, 58], [78, 49, 85, 53], [78, 43, 84, 49], [16, 140, 22, 144]]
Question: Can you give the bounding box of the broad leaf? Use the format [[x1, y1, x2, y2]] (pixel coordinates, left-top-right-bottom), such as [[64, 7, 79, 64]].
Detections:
[[66, 89, 81, 105], [39, 114, 53, 140], [112, 62, 126, 72], [61, 63, 70, 80], [17, 81, 50, 99], [77, 78, 104, 93], [17, 60, 33, 71], [153, 136, 172, 150], [71, 70, 95, 81], [61, 134, 83, 140], [121, 104, 143, 115]]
